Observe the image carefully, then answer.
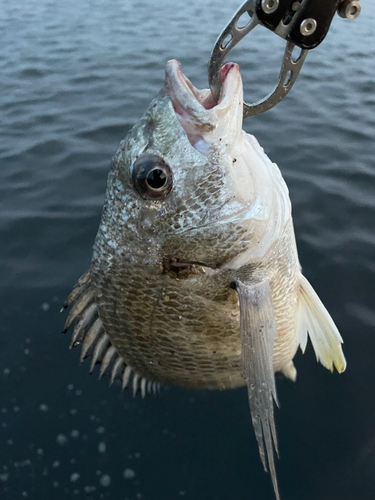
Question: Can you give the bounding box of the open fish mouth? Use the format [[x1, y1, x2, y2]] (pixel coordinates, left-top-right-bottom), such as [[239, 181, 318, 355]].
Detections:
[[165, 59, 242, 136]]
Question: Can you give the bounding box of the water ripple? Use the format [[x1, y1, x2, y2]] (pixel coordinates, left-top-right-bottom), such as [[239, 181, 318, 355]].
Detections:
[[0, 0, 374, 294]]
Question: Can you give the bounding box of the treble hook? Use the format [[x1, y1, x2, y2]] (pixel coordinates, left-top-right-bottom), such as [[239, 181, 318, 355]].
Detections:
[[208, 0, 308, 118]]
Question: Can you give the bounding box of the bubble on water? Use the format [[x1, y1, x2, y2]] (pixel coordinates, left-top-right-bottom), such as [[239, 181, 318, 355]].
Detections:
[[41, 303, 50, 311], [70, 409, 77, 415], [96, 426, 105, 434], [0, 473, 9, 482], [24, 348, 30, 355], [96, 470, 102, 476], [123, 468, 135, 480], [179, 491, 186, 496], [25, 338, 31, 344], [56, 434, 68, 445], [75, 390, 82, 396], [84, 485, 96, 493], [136, 493, 143, 499], [1, 408, 7, 413], [71, 429, 79, 438], [53, 481, 59, 488], [52, 461, 60, 468], [22, 492, 28, 497], [7, 439, 14, 445], [14, 460, 31, 468], [67, 384, 74, 391], [99, 474, 111, 487], [98, 442, 106, 454], [39, 404, 48, 412], [70, 472, 80, 483], [3, 368, 10, 375], [134, 452, 141, 459], [13, 406, 20, 412], [70, 459, 76, 465], [37, 448, 44, 456]]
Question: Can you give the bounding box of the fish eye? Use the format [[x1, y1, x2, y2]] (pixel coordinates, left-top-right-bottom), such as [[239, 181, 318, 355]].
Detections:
[[132, 154, 173, 200]]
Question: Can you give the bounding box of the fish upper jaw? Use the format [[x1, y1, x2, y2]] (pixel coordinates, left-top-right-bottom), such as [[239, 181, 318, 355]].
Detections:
[[165, 59, 244, 148]]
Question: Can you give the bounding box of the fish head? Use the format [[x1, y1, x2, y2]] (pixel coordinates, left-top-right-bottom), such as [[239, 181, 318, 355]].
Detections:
[[96, 60, 288, 271]]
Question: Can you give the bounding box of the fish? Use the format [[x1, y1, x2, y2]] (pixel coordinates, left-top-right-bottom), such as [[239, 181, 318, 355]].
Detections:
[[62, 59, 346, 499]]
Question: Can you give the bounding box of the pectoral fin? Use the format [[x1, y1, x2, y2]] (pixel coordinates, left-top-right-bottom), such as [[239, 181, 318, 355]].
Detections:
[[235, 279, 280, 500]]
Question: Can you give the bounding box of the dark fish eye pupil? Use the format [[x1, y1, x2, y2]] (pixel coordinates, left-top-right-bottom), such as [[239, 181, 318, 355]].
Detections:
[[146, 168, 166, 189], [132, 153, 173, 200]]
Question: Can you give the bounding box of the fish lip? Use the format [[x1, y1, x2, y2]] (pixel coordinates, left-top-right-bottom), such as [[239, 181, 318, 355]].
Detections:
[[165, 59, 240, 128]]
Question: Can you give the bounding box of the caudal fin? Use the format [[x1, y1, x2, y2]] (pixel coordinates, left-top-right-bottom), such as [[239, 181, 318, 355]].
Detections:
[[297, 274, 346, 373]]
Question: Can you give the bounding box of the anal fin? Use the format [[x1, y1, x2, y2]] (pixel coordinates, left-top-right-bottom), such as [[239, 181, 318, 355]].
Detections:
[[62, 270, 159, 397], [235, 279, 280, 500]]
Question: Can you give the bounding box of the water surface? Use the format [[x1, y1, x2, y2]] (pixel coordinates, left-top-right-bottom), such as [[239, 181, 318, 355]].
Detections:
[[1, 1, 375, 499]]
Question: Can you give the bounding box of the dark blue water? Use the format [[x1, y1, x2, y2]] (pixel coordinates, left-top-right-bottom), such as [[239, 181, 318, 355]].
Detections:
[[1, 1, 375, 499]]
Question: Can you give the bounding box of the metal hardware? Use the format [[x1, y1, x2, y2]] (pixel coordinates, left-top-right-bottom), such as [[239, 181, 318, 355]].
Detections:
[[209, 0, 260, 104], [261, 0, 280, 14], [255, 0, 349, 50], [208, 0, 307, 117], [242, 41, 307, 118], [338, 0, 361, 19], [208, 0, 361, 119], [300, 18, 317, 36]]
